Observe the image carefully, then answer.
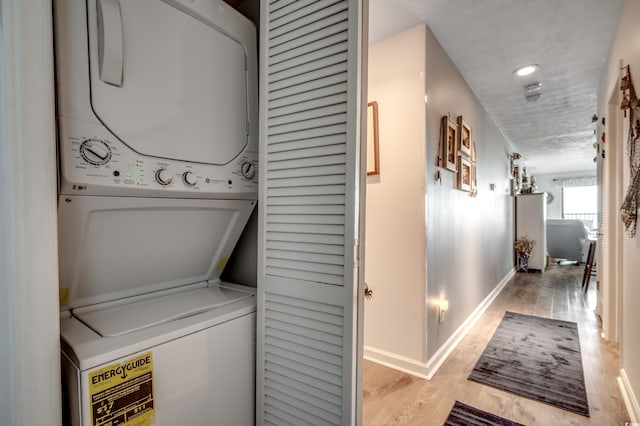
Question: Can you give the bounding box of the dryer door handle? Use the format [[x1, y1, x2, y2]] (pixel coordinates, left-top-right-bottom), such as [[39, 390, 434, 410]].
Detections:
[[97, 0, 123, 87]]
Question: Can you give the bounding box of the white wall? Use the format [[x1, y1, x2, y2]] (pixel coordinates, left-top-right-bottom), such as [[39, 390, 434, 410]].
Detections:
[[364, 25, 427, 366], [598, 0, 640, 419], [0, 1, 62, 425], [364, 24, 515, 374], [424, 26, 514, 360]]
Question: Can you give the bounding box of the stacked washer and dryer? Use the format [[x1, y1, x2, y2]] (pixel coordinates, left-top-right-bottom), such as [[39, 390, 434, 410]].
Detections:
[[55, 0, 258, 425]]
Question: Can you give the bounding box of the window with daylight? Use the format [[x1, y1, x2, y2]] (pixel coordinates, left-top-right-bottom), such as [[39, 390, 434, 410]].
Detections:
[[562, 185, 598, 230]]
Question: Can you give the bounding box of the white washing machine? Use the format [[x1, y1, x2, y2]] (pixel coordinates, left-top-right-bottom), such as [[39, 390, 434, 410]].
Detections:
[[54, 0, 258, 425]]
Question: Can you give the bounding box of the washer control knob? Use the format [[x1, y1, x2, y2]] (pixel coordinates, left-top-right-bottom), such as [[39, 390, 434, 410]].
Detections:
[[240, 162, 256, 180], [155, 168, 173, 186], [182, 171, 198, 187], [79, 139, 111, 165]]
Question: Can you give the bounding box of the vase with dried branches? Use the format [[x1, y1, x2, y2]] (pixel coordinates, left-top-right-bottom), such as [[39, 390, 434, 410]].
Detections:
[[514, 236, 535, 272]]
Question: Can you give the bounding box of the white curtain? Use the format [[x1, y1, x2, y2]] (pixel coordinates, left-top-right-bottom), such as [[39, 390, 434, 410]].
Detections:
[[556, 176, 597, 188]]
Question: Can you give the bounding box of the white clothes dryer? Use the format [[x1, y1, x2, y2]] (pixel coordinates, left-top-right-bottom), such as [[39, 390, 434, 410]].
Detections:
[[54, 1, 258, 425]]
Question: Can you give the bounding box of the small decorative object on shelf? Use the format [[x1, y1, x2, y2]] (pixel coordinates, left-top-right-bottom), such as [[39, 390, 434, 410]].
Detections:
[[514, 236, 535, 272]]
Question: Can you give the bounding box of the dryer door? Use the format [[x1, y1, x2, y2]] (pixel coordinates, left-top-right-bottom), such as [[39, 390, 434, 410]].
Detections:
[[87, 0, 249, 165]]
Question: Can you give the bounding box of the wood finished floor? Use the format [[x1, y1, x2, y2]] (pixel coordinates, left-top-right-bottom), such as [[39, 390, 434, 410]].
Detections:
[[363, 264, 629, 425]]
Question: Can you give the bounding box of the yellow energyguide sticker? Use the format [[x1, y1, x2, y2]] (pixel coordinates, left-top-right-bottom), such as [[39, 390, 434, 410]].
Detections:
[[88, 352, 155, 426]]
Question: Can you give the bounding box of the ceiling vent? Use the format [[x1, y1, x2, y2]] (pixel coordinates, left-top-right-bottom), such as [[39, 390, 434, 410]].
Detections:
[[526, 93, 542, 102], [524, 82, 542, 102]]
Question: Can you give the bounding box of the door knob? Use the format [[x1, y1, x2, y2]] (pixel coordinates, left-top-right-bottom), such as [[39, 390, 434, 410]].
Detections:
[[364, 283, 373, 299]]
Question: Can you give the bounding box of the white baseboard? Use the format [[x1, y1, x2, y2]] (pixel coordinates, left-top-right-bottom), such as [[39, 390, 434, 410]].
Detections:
[[424, 268, 516, 379], [364, 268, 516, 381], [363, 346, 429, 380], [619, 368, 640, 422]]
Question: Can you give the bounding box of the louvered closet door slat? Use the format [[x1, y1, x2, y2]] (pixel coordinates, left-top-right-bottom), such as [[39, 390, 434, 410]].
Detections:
[[267, 204, 345, 215], [269, 0, 342, 28], [269, 0, 317, 21], [269, 72, 348, 102], [268, 176, 346, 190], [270, 62, 348, 91], [266, 231, 344, 245], [266, 372, 342, 405], [267, 212, 344, 224], [269, 83, 347, 109], [269, 9, 348, 48], [265, 267, 343, 286], [266, 195, 346, 206], [269, 113, 346, 135], [268, 136, 346, 155], [265, 385, 341, 423], [268, 144, 346, 162], [269, 45, 348, 75], [268, 102, 347, 127], [268, 124, 347, 145], [266, 240, 345, 255], [265, 358, 342, 395], [270, 32, 347, 69], [268, 1, 346, 39], [266, 298, 344, 325], [264, 397, 335, 426], [269, 0, 297, 12], [270, 21, 348, 58], [269, 93, 348, 120], [259, 0, 363, 423], [268, 155, 346, 172], [267, 164, 346, 180]]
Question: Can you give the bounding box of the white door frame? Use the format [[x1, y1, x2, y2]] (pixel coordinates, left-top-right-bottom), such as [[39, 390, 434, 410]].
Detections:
[[601, 79, 624, 343], [0, 1, 61, 425]]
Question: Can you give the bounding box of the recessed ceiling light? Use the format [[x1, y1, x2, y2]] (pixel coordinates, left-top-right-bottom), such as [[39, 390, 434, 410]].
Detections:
[[514, 64, 540, 77]]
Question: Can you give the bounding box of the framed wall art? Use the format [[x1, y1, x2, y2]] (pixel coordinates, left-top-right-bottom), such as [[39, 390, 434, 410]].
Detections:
[[457, 116, 472, 157], [458, 157, 472, 192], [441, 116, 458, 172], [367, 101, 380, 176]]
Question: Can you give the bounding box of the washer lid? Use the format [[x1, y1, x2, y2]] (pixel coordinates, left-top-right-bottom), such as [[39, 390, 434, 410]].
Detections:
[[58, 196, 255, 309], [88, 0, 249, 165], [73, 285, 253, 337]]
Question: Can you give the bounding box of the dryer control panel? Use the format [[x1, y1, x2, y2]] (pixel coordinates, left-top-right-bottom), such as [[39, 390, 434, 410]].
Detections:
[[59, 117, 258, 199]]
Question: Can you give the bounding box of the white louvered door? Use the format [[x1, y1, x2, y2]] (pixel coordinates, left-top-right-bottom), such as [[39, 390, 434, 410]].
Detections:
[[258, 0, 367, 424]]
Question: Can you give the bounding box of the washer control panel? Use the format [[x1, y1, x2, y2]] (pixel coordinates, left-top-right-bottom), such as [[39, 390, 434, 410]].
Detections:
[[58, 119, 258, 198]]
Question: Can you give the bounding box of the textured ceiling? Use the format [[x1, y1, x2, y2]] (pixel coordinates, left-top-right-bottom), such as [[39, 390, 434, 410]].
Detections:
[[369, 0, 624, 175]]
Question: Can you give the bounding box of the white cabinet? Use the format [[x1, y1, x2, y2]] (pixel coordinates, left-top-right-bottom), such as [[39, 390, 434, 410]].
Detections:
[[516, 193, 547, 272]]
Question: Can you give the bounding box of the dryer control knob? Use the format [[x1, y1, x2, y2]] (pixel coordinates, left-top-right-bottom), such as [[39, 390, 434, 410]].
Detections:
[[240, 162, 256, 180], [182, 171, 198, 187], [79, 139, 111, 166], [155, 168, 173, 186]]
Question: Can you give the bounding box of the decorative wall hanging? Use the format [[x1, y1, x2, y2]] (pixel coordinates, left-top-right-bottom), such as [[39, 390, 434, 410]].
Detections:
[[469, 141, 478, 197], [458, 157, 472, 192], [367, 101, 380, 176], [457, 116, 472, 157], [619, 65, 640, 237], [441, 116, 458, 172]]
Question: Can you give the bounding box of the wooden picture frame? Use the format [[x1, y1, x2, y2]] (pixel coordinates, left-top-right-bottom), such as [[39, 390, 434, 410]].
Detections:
[[442, 116, 458, 172], [367, 101, 380, 176], [457, 116, 472, 157], [459, 157, 472, 191]]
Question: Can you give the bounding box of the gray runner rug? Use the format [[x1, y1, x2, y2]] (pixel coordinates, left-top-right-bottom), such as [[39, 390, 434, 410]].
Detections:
[[444, 401, 524, 426], [469, 311, 589, 417]]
